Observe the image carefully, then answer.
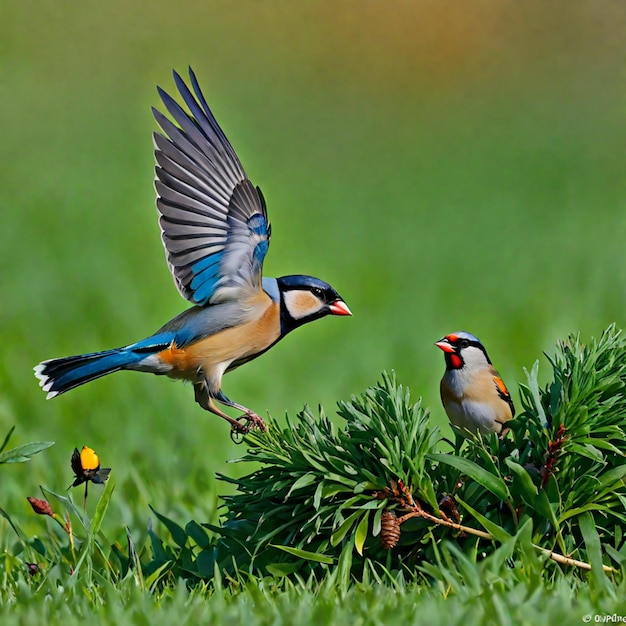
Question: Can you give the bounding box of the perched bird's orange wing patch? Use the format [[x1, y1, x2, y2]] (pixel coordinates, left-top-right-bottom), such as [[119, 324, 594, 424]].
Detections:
[[493, 376, 509, 399], [493, 375, 516, 418]]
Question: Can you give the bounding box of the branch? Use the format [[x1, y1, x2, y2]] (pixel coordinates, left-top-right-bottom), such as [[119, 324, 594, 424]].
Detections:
[[377, 481, 617, 574]]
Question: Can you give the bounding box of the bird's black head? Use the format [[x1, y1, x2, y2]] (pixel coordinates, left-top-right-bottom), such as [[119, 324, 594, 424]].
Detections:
[[277, 275, 351, 334]]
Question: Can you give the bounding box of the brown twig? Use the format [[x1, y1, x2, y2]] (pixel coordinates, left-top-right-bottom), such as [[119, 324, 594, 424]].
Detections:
[[375, 478, 616, 573], [396, 507, 493, 540]]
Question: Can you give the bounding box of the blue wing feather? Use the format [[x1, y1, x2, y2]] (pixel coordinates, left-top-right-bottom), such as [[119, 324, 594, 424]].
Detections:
[[153, 69, 271, 306]]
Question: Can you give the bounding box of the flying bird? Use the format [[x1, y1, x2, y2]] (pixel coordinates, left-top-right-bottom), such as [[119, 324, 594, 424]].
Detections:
[[35, 68, 351, 437], [435, 331, 515, 436]]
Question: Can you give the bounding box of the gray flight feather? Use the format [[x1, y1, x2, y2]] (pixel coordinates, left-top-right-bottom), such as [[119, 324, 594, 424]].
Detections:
[[153, 68, 271, 306]]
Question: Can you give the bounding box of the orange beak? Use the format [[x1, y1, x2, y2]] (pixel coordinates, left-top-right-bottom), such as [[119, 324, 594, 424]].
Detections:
[[435, 340, 455, 353], [329, 300, 352, 316]]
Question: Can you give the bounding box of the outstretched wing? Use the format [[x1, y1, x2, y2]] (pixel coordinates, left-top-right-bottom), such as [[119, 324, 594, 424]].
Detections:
[[153, 68, 271, 305]]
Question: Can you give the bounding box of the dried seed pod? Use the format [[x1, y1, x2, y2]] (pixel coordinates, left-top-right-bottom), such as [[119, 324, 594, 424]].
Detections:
[[27, 497, 54, 517], [380, 510, 401, 549]]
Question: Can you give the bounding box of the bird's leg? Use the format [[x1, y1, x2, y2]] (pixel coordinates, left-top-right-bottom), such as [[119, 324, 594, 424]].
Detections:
[[214, 390, 267, 434], [193, 382, 247, 430], [193, 382, 267, 441]]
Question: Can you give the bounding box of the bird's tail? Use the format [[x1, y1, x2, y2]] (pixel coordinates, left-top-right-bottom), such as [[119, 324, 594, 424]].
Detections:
[[34, 348, 145, 399]]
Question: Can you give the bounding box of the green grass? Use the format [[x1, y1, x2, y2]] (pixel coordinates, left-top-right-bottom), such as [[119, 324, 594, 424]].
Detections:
[[2, 0, 626, 622]]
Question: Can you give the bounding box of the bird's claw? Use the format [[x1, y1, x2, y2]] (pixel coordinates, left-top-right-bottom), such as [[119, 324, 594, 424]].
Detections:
[[229, 412, 267, 444]]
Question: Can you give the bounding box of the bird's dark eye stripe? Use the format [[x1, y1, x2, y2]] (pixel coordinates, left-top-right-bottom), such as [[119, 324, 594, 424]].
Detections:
[[452, 338, 481, 350]]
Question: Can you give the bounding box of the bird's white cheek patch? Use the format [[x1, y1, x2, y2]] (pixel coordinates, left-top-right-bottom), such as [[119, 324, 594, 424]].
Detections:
[[284, 291, 322, 320]]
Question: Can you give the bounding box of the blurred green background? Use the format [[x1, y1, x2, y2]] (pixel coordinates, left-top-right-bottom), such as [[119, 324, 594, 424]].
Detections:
[[1, 1, 625, 532]]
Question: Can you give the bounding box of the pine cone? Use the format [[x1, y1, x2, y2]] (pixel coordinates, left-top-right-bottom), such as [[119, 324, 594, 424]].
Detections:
[[380, 510, 401, 549]]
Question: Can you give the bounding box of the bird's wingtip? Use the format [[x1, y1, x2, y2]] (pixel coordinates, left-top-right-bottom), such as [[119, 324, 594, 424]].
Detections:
[[173, 69, 186, 89]]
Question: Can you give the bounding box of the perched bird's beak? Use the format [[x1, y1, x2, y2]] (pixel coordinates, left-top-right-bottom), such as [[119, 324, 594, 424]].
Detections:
[[329, 300, 352, 316], [435, 339, 455, 353]]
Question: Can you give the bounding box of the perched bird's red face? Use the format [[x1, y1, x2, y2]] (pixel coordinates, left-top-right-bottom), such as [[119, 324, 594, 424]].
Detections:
[[435, 335, 464, 370], [435, 332, 490, 371]]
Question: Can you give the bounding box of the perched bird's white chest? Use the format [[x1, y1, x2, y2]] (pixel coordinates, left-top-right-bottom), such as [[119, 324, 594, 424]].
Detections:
[[440, 367, 502, 435]]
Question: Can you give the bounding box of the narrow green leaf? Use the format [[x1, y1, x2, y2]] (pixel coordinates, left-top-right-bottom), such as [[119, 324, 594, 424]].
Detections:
[[185, 520, 211, 550], [299, 449, 330, 473], [505, 459, 538, 503], [568, 442, 605, 463], [195, 549, 216, 577], [90, 477, 114, 538], [372, 503, 385, 537], [0, 426, 15, 453], [577, 438, 624, 456], [428, 453, 510, 501], [579, 511, 612, 593], [70, 480, 114, 578], [337, 536, 354, 590], [313, 480, 324, 510], [597, 465, 626, 490], [150, 505, 188, 548], [146, 560, 174, 591], [605, 544, 626, 566], [353, 481, 375, 494], [0, 441, 55, 464], [284, 472, 317, 499], [126, 526, 143, 584], [321, 483, 352, 499], [0, 507, 28, 542], [524, 360, 548, 426], [559, 504, 605, 523], [272, 544, 334, 564], [456, 497, 512, 543], [148, 526, 169, 564], [534, 489, 562, 532], [330, 510, 362, 547], [42, 487, 90, 532], [266, 562, 303, 576], [354, 512, 369, 556], [357, 499, 383, 510]]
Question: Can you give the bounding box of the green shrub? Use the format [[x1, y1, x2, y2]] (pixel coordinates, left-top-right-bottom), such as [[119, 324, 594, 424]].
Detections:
[[187, 326, 626, 586]]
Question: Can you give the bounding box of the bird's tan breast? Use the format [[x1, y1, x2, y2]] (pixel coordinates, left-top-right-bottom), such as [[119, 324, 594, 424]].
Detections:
[[441, 368, 513, 434], [157, 294, 281, 376]]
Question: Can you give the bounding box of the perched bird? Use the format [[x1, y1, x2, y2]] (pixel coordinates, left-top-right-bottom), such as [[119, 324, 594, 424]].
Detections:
[[435, 331, 515, 436], [35, 68, 351, 437]]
